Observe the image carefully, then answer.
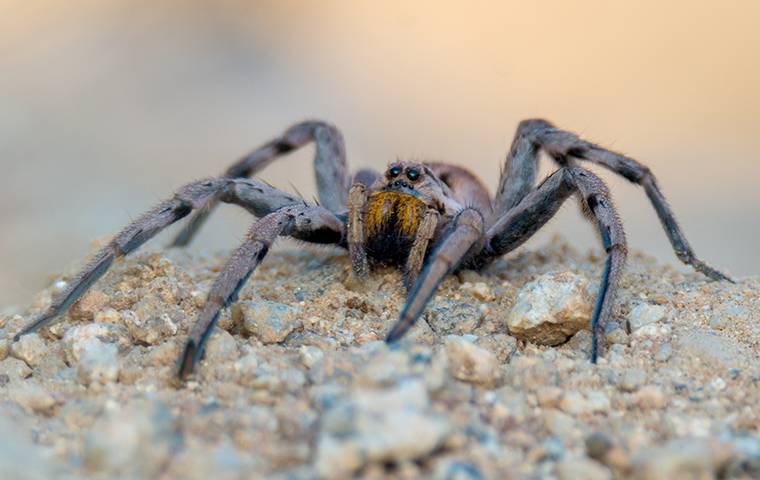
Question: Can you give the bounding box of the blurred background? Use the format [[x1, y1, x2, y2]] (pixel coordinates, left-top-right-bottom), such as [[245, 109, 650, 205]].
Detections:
[[1, 0, 758, 308]]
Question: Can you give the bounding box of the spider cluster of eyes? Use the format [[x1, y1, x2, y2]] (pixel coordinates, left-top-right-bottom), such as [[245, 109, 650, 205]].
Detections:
[[387, 165, 420, 182]]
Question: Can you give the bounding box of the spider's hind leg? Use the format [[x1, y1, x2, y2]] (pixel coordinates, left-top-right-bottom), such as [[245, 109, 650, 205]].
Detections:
[[498, 119, 731, 281], [172, 121, 351, 247]]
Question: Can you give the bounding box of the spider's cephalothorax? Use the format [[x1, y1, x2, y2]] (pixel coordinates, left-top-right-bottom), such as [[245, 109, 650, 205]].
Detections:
[[361, 161, 457, 267], [13, 119, 733, 380]]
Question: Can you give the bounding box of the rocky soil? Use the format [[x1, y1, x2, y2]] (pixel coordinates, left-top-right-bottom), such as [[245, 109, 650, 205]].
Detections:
[[0, 236, 757, 479]]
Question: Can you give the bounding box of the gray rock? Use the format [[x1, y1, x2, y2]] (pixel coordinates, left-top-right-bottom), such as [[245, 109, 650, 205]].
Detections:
[[315, 380, 450, 478], [239, 300, 301, 344], [506, 271, 593, 345]]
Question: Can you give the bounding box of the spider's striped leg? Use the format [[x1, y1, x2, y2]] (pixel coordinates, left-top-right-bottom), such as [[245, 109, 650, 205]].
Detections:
[[497, 119, 731, 282], [172, 120, 351, 247], [178, 204, 344, 379], [486, 166, 627, 362], [14, 178, 311, 340], [385, 208, 484, 343]]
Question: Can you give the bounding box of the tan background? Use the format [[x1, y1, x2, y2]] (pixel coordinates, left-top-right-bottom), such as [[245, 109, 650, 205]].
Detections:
[[1, 0, 758, 309]]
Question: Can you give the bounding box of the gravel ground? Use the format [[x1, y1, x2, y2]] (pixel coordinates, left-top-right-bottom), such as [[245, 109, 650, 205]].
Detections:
[[0, 236, 757, 479]]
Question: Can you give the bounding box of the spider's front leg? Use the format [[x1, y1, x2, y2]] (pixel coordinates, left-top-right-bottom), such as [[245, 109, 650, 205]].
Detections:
[[178, 204, 344, 379], [347, 183, 370, 279], [486, 166, 627, 361], [13, 179, 228, 339], [386, 208, 484, 342], [404, 208, 440, 288]]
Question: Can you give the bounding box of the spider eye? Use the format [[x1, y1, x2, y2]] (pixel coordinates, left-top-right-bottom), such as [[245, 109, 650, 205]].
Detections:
[[389, 166, 402, 177], [406, 169, 419, 181]]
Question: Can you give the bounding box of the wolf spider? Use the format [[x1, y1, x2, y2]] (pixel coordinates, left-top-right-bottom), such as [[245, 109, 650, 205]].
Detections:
[[14, 119, 731, 378]]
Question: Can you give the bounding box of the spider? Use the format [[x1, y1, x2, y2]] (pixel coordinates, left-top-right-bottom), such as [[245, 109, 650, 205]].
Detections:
[[14, 119, 731, 379]]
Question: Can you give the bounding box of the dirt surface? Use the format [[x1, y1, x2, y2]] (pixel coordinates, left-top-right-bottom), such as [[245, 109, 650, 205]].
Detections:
[[0, 236, 757, 479]]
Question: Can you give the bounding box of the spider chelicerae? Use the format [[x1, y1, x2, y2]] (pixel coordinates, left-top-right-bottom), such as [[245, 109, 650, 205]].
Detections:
[[14, 119, 731, 378]]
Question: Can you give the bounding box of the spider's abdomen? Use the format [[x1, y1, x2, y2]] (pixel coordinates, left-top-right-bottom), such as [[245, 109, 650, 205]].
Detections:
[[365, 191, 426, 265]]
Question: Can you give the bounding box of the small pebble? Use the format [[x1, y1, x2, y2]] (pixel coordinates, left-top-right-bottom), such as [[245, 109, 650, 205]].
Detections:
[[586, 390, 611, 413], [634, 385, 666, 409], [506, 272, 593, 346], [239, 300, 301, 344], [619, 369, 646, 392], [627, 303, 667, 332], [0, 357, 33, 381], [299, 345, 324, 369], [460, 282, 495, 302], [69, 289, 110, 321], [76, 341, 119, 386], [604, 324, 629, 345], [10, 333, 47, 368], [11, 384, 57, 415], [124, 295, 182, 345], [654, 342, 672, 362], [559, 391, 588, 415], [586, 432, 614, 461], [444, 335, 499, 385]]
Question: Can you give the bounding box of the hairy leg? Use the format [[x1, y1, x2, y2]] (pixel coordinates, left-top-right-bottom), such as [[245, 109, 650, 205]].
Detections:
[[172, 120, 351, 246], [404, 208, 440, 288], [179, 204, 344, 378], [486, 166, 627, 361], [496, 118, 730, 281], [347, 183, 369, 278], [14, 178, 326, 340], [385, 208, 484, 342]]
